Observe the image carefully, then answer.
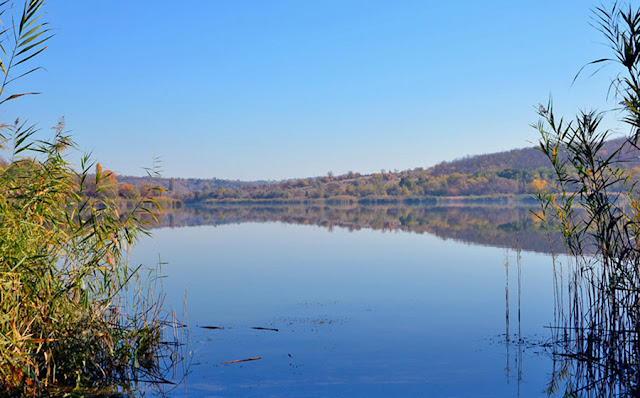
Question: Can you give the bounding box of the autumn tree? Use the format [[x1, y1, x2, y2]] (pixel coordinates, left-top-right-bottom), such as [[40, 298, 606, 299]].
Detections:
[[95, 162, 118, 198], [118, 183, 140, 199]]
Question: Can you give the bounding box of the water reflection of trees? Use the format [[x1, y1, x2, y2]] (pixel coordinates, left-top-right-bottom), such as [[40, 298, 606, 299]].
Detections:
[[152, 204, 563, 254]]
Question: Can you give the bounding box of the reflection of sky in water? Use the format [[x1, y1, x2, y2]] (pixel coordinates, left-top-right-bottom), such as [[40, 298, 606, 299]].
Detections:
[[132, 222, 557, 397]]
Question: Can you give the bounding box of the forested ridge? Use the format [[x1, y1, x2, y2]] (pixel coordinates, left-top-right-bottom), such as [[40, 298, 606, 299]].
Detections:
[[71, 137, 640, 203]]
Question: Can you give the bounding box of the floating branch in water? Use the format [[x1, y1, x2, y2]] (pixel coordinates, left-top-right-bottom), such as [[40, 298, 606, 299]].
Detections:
[[221, 357, 262, 365]]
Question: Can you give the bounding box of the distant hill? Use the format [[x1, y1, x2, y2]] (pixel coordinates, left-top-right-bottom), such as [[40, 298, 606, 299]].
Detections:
[[185, 144, 559, 202], [116, 176, 269, 197], [114, 137, 640, 203], [429, 147, 549, 176], [431, 137, 640, 175]]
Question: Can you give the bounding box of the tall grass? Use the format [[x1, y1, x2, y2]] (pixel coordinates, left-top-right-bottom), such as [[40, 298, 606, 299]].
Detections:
[[0, 1, 183, 396], [535, 3, 640, 396], [0, 116, 183, 397]]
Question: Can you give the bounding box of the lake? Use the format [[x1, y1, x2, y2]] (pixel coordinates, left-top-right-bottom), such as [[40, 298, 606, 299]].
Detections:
[[131, 204, 568, 397]]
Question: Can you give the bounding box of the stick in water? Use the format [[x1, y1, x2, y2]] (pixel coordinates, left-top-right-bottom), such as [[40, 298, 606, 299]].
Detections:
[[221, 357, 262, 365]]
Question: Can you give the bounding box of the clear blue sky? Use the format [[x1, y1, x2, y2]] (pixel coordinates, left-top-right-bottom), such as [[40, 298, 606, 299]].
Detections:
[[0, 0, 626, 180]]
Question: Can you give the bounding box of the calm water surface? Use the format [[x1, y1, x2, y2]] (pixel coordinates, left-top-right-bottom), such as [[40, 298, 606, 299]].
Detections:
[[132, 206, 558, 397]]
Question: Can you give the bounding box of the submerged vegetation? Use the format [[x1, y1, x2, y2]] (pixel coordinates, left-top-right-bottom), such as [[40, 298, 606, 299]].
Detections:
[[535, 3, 640, 396], [0, 2, 181, 396]]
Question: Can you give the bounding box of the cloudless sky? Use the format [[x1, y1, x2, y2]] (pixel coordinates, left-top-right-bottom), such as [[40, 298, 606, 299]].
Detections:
[[0, 0, 629, 180]]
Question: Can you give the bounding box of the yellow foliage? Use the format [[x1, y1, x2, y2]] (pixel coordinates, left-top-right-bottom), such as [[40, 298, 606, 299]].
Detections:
[[528, 178, 547, 192]]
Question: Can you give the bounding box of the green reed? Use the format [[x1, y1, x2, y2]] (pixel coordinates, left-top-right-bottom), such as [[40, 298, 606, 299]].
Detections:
[[535, 3, 640, 396], [0, 120, 183, 396], [0, 1, 183, 396]]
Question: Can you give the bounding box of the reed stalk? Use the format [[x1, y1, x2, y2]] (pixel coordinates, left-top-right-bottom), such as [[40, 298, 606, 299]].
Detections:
[[536, 3, 640, 396], [0, 2, 184, 396]]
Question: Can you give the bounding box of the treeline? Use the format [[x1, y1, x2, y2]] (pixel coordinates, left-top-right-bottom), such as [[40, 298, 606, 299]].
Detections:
[[195, 167, 556, 202], [66, 163, 180, 205], [117, 175, 265, 200], [50, 162, 554, 203], [186, 137, 640, 203], [10, 137, 638, 205]]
